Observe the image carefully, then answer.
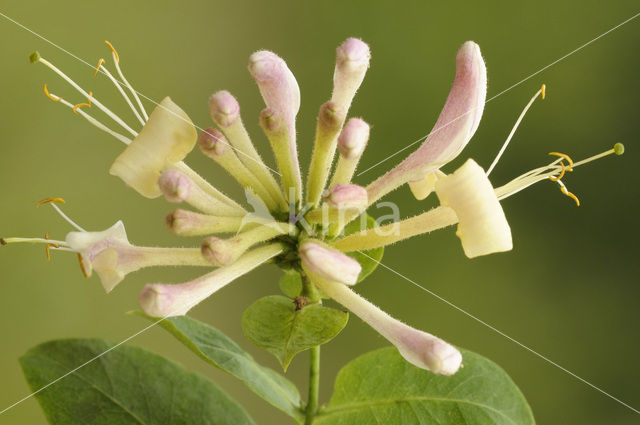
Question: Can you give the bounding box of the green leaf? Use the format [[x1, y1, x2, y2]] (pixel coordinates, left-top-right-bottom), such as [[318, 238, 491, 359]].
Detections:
[[342, 214, 384, 282], [242, 295, 348, 370], [20, 338, 255, 425], [279, 270, 303, 298], [316, 347, 535, 425], [135, 313, 304, 423]]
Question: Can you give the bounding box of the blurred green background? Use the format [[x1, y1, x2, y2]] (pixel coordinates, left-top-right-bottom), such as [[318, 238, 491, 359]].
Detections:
[[1, 0, 638, 424]]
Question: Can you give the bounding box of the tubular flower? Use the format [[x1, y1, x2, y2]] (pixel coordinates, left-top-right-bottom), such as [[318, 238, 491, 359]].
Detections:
[[5, 39, 623, 377]]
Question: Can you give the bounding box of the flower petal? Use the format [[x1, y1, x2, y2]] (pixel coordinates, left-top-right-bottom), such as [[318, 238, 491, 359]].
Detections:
[[367, 41, 487, 204], [110, 97, 197, 198]]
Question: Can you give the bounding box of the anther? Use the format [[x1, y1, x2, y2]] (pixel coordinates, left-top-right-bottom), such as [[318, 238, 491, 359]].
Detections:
[[555, 180, 580, 206], [1, 238, 7, 246], [614, 143, 625, 156], [43, 84, 60, 102], [93, 58, 105, 76], [77, 253, 90, 278], [541, 84, 546, 100], [44, 232, 60, 261], [549, 161, 571, 182], [36, 197, 66, 207], [104, 40, 119, 63], [549, 152, 574, 168], [72, 92, 93, 114]]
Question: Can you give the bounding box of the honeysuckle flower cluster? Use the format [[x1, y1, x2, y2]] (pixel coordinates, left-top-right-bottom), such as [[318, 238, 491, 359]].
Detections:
[[3, 38, 623, 376]]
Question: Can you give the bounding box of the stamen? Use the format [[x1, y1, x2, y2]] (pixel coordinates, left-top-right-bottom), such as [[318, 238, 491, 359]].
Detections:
[[31, 52, 138, 136], [44, 232, 60, 261], [72, 91, 92, 114], [93, 58, 105, 76], [93, 55, 145, 125], [549, 161, 569, 181], [495, 144, 625, 202], [36, 197, 66, 207], [104, 40, 119, 63], [104, 40, 149, 121], [486, 84, 546, 176], [77, 253, 90, 278], [549, 151, 574, 168], [555, 179, 580, 206], [41, 86, 132, 145], [37, 197, 86, 232], [42, 84, 60, 102]]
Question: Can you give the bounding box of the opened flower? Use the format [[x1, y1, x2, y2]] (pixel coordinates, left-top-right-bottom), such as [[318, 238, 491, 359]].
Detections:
[[3, 38, 623, 377]]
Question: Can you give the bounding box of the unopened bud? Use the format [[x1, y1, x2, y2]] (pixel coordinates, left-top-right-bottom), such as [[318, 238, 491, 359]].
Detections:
[[201, 236, 235, 266], [338, 118, 369, 160], [166, 209, 242, 236], [317, 101, 345, 135], [158, 169, 191, 203], [198, 128, 227, 157], [332, 38, 371, 111], [324, 184, 368, 210], [299, 239, 361, 286], [249, 51, 300, 125], [209, 91, 240, 127], [436, 159, 512, 258]]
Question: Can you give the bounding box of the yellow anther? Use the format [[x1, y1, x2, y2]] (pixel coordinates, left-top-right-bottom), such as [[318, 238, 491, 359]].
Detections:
[[541, 84, 546, 100], [549, 152, 574, 168], [72, 91, 93, 114], [77, 253, 90, 278], [43, 84, 60, 102], [549, 161, 573, 182], [36, 197, 66, 207], [555, 180, 580, 207], [104, 40, 119, 63], [44, 232, 60, 261], [93, 58, 105, 76]]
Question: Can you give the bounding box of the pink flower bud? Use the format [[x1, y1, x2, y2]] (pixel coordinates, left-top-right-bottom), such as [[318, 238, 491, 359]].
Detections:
[[299, 239, 361, 286], [309, 273, 462, 375], [248, 51, 300, 128], [332, 38, 371, 111], [317, 101, 345, 135], [139, 244, 284, 317], [200, 236, 235, 266], [158, 169, 191, 203], [338, 118, 369, 160], [198, 128, 227, 157], [325, 184, 368, 210], [209, 90, 240, 128]]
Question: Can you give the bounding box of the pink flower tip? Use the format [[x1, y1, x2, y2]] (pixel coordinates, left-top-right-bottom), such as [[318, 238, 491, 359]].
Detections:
[[325, 184, 368, 209], [299, 240, 361, 286], [248, 50, 300, 120], [198, 128, 227, 157], [336, 38, 371, 70], [209, 90, 239, 127], [158, 169, 191, 203], [338, 118, 370, 159]]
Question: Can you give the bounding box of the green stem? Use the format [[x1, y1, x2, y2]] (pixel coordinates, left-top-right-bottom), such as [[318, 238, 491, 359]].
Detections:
[[304, 345, 320, 425]]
